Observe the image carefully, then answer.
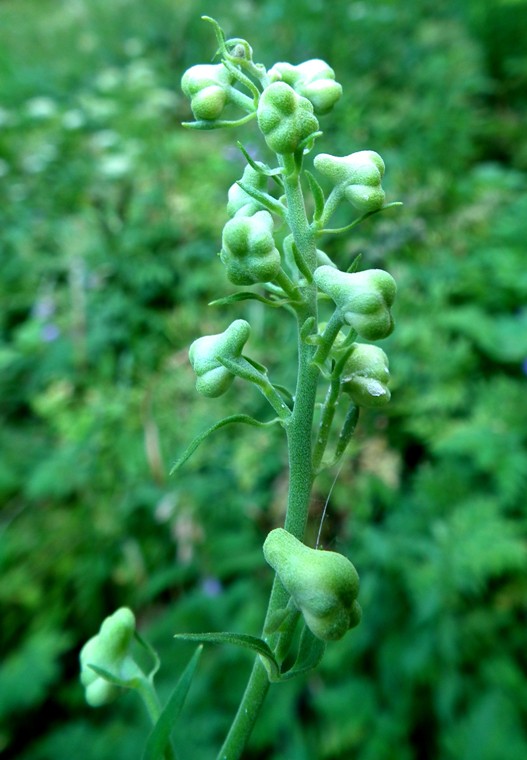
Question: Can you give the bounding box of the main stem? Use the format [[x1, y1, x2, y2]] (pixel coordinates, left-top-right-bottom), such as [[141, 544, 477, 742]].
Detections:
[[216, 156, 320, 760]]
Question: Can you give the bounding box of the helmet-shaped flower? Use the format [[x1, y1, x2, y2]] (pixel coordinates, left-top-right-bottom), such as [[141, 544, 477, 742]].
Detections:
[[263, 528, 361, 641], [189, 319, 251, 398], [80, 608, 141, 707], [181, 63, 233, 121], [341, 343, 391, 408], [220, 210, 281, 285], [314, 265, 396, 341], [257, 82, 319, 155], [314, 150, 385, 212], [268, 59, 342, 115]]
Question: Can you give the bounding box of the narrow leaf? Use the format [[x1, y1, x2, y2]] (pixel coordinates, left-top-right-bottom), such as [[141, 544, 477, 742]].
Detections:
[[272, 383, 294, 407], [333, 404, 360, 462], [173, 632, 280, 681], [321, 201, 403, 235], [346, 253, 363, 274], [298, 130, 323, 154], [236, 143, 283, 178], [288, 239, 313, 283], [237, 182, 286, 217], [201, 16, 227, 52], [86, 664, 141, 690], [182, 112, 257, 130], [142, 646, 202, 760], [170, 415, 279, 473], [300, 316, 316, 343], [305, 170, 325, 222], [243, 355, 269, 375], [134, 631, 161, 680], [281, 625, 326, 680], [209, 291, 289, 308]]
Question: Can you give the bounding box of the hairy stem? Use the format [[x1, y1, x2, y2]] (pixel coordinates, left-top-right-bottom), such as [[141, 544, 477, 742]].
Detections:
[[216, 156, 320, 760]]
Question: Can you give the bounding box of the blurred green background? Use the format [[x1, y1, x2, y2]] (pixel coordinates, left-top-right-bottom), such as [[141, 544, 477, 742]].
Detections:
[[1, 0, 527, 758]]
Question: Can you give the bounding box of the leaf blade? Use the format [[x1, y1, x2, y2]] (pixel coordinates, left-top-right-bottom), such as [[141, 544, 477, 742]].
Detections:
[[142, 646, 203, 760]]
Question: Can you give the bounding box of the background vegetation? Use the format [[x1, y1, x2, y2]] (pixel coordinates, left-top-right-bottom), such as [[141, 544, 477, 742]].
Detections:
[[1, 0, 526, 758]]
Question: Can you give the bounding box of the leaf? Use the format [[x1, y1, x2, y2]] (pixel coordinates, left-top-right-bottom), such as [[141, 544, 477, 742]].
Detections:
[[170, 415, 280, 473], [243, 355, 269, 375], [86, 664, 141, 690], [209, 291, 289, 308], [281, 625, 326, 680], [236, 143, 282, 178], [201, 16, 226, 52], [300, 316, 316, 343], [346, 253, 363, 274], [236, 181, 286, 217], [272, 383, 294, 407], [142, 646, 202, 760], [285, 237, 313, 283], [173, 632, 281, 682], [321, 201, 403, 235], [333, 404, 360, 462], [134, 631, 161, 680], [305, 170, 325, 222], [182, 112, 257, 130]]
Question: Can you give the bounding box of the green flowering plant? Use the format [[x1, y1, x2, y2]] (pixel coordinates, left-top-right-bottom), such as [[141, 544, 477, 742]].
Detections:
[[79, 17, 401, 759]]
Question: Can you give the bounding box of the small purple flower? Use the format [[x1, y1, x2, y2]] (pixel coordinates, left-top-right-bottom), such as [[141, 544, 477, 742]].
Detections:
[[41, 324, 60, 342], [33, 296, 55, 320], [201, 577, 223, 597]]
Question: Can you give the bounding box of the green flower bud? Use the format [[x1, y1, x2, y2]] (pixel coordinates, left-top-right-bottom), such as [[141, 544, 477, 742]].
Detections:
[[257, 82, 319, 155], [220, 210, 281, 285], [268, 60, 342, 115], [263, 528, 361, 641], [341, 343, 391, 408], [80, 608, 141, 707], [314, 265, 396, 340], [181, 64, 233, 121], [314, 151, 385, 212], [227, 163, 269, 218], [189, 319, 251, 398]]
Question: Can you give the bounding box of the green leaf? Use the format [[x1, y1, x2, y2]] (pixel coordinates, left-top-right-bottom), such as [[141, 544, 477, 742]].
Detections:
[[182, 112, 257, 130], [86, 664, 142, 690], [243, 355, 269, 375], [142, 646, 202, 760], [272, 383, 294, 407], [170, 415, 280, 473], [236, 182, 286, 217], [333, 404, 360, 463], [173, 632, 280, 682], [201, 16, 226, 53], [281, 625, 326, 680], [298, 130, 323, 154], [134, 631, 161, 680], [284, 236, 313, 283], [236, 142, 283, 179], [305, 170, 325, 222], [346, 253, 363, 274], [300, 316, 317, 343], [209, 291, 289, 308], [321, 201, 403, 235]]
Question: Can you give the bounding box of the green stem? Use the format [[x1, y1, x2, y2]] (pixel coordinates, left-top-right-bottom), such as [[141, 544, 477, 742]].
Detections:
[[216, 156, 320, 760], [137, 679, 177, 760]]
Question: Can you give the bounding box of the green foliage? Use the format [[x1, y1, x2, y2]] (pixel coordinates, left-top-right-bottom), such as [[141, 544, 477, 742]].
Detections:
[[1, 0, 527, 758]]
